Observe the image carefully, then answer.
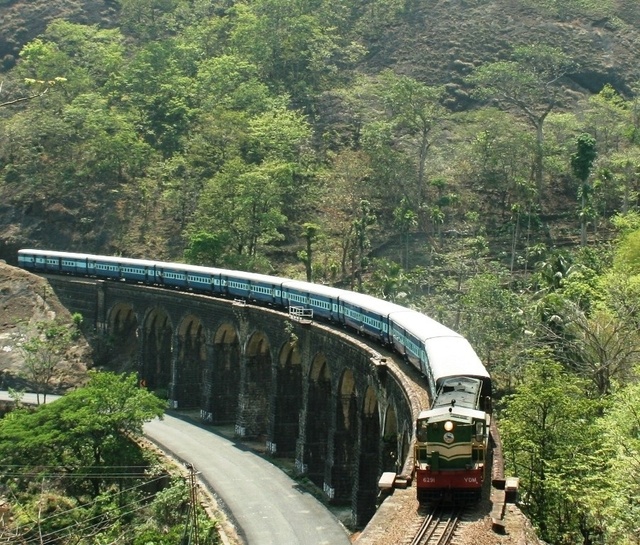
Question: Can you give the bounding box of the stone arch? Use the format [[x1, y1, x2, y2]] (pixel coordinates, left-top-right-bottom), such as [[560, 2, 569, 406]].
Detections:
[[332, 369, 358, 504], [174, 314, 206, 409], [306, 354, 332, 487], [205, 323, 241, 424], [357, 385, 381, 526], [273, 341, 303, 457], [141, 307, 173, 395], [243, 331, 273, 439], [382, 403, 400, 473], [107, 302, 138, 371]]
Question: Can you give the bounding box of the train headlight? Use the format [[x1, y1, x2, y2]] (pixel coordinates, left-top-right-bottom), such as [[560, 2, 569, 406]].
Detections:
[[444, 420, 454, 432]]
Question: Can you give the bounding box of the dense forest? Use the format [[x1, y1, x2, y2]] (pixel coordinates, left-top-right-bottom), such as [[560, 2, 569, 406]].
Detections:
[[2, 0, 640, 543]]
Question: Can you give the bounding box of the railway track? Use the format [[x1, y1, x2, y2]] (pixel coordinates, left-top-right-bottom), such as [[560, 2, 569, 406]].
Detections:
[[408, 504, 463, 545]]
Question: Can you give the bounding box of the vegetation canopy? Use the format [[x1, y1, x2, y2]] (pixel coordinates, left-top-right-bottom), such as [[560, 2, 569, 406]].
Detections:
[[2, 0, 640, 542]]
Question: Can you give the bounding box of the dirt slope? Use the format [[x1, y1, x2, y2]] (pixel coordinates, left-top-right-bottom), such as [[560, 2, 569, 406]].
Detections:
[[0, 261, 90, 391]]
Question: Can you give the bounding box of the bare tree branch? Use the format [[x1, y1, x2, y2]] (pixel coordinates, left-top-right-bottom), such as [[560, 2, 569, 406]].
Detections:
[[0, 86, 49, 108]]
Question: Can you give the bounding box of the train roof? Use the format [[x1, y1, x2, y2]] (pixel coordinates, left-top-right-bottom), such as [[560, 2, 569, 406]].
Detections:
[[385, 310, 489, 385], [389, 310, 461, 340], [416, 405, 487, 423], [157, 261, 283, 284], [20, 250, 286, 284], [340, 290, 407, 316], [426, 336, 490, 384], [280, 279, 345, 299], [19, 249, 159, 268]]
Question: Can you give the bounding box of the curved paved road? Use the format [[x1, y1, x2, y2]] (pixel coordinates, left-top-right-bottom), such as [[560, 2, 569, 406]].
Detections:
[[0, 393, 351, 545], [144, 414, 351, 545]]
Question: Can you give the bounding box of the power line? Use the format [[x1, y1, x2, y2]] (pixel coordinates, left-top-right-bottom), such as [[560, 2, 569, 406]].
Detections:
[[1, 475, 174, 544], [0, 463, 167, 479], [15, 475, 168, 528], [19, 493, 159, 545]]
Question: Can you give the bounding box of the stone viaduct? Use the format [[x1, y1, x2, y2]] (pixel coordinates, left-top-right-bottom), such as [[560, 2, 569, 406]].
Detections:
[[45, 275, 427, 528]]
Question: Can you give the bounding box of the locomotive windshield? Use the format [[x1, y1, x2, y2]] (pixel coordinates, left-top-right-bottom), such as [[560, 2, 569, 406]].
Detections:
[[433, 376, 482, 411]]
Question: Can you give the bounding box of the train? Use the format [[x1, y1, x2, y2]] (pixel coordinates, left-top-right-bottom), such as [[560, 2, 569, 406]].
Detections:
[[17, 248, 491, 502]]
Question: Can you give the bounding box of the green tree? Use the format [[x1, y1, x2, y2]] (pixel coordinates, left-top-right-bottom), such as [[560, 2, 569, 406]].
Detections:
[[350, 199, 377, 290], [583, 84, 630, 155], [359, 118, 414, 206], [17, 319, 78, 404], [115, 40, 196, 156], [195, 54, 272, 113], [191, 158, 289, 269], [184, 231, 229, 266], [298, 222, 320, 282], [364, 258, 407, 302], [0, 372, 166, 497], [376, 70, 448, 225], [599, 274, 640, 363], [612, 226, 640, 271], [392, 197, 418, 269], [596, 149, 640, 216], [16, 21, 126, 102], [317, 149, 375, 280], [571, 133, 598, 245], [547, 302, 640, 396], [119, 0, 179, 40], [228, 0, 361, 102], [0, 95, 75, 198], [63, 92, 155, 186], [469, 45, 573, 202], [455, 108, 539, 272], [41, 21, 126, 88], [600, 379, 640, 544], [500, 356, 604, 543], [460, 271, 529, 386]]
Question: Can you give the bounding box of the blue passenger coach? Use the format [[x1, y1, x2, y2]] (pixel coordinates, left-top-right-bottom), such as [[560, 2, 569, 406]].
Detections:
[[281, 280, 341, 322]]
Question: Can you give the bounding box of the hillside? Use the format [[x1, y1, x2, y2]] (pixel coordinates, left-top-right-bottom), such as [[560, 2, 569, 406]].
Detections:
[[0, 0, 640, 266], [375, 0, 640, 103], [1, 0, 639, 267], [2, 1, 639, 93]]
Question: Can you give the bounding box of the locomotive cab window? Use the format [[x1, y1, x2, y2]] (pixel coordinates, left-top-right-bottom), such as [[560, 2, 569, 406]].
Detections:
[[475, 421, 485, 442], [416, 420, 429, 442]]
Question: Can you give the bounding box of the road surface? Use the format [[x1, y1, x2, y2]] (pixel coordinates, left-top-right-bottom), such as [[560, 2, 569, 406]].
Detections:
[[144, 414, 352, 545]]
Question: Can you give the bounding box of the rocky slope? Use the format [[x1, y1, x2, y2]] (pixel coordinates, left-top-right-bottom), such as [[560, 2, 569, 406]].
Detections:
[[373, 0, 640, 101], [0, 0, 116, 70], [0, 261, 90, 391]]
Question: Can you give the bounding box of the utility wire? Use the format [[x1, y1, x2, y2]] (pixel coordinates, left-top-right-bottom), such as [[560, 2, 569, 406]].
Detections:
[[3, 475, 171, 544], [18, 491, 160, 545], [15, 475, 168, 528]]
